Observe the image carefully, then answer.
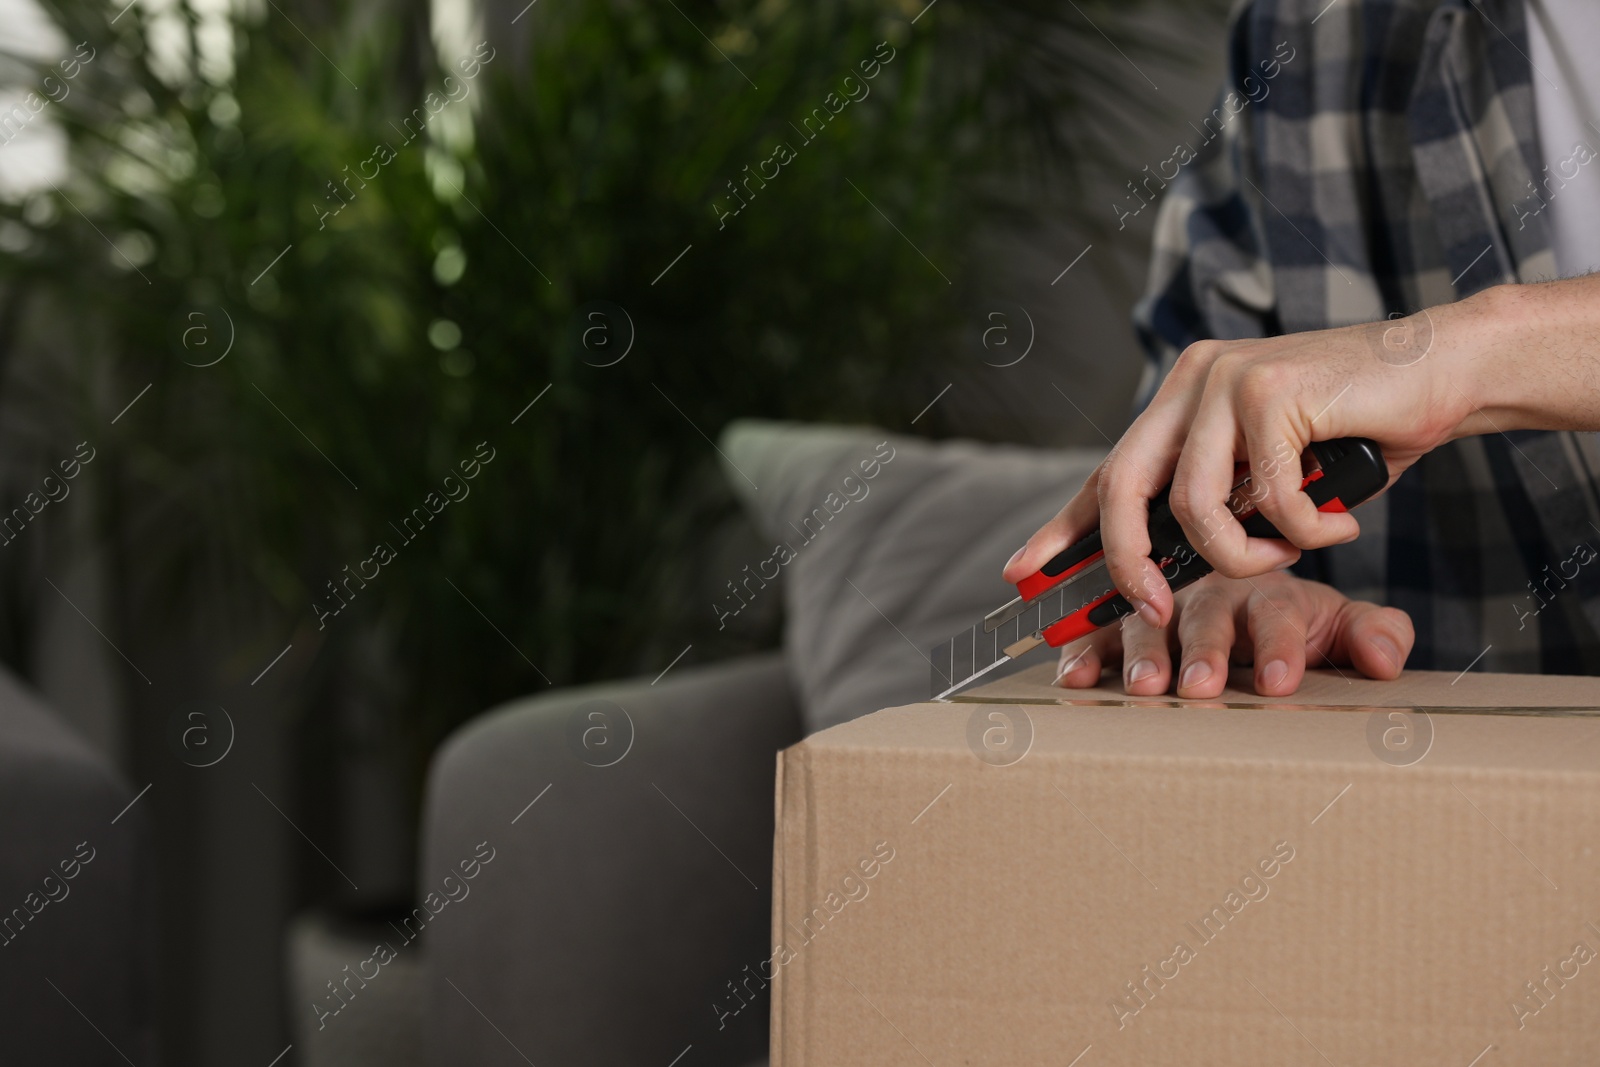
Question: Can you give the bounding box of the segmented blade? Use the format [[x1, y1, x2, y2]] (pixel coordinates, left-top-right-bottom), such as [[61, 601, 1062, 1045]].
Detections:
[[929, 562, 1117, 699]]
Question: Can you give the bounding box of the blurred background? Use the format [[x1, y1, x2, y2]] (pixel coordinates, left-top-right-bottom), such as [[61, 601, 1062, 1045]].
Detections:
[[0, 0, 1229, 1062]]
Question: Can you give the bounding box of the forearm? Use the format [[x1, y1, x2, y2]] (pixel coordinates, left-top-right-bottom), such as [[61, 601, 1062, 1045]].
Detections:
[[1450, 275, 1600, 436]]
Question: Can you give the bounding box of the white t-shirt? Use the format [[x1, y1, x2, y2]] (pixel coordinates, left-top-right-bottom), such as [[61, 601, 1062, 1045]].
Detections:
[[1526, 0, 1600, 277]]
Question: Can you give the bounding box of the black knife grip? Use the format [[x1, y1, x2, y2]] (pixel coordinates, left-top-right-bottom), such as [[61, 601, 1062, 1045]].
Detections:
[[1038, 529, 1103, 578]]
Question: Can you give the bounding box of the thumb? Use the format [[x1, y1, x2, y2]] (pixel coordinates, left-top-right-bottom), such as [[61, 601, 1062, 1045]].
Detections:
[[1323, 597, 1414, 679], [1002, 480, 1103, 585]]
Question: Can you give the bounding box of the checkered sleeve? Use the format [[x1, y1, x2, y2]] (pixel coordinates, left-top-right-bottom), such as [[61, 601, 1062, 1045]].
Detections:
[[1130, 3, 1279, 412]]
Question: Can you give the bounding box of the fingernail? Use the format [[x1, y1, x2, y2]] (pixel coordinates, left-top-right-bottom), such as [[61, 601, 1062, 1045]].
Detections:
[[1260, 660, 1288, 690], [1179, 661, 1212, 690], [1372, 635, 1401, 671], [1133, 598, 1161, 628], [1127, 659, 1157, 684], [1005, 546, 1026, 571]]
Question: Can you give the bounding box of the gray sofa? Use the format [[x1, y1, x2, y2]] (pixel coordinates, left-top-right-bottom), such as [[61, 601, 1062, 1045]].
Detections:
[[0, 665, 154, 1064], [421, 653, 799, 1067], [417, 423, 1107, 1065]]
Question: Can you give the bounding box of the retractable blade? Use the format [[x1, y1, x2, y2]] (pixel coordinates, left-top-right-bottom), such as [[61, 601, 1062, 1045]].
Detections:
[[930, 557, 1119, 701]]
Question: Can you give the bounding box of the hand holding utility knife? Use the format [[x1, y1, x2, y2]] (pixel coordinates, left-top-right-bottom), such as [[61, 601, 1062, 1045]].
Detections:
[[929, 437, 1389, 700]]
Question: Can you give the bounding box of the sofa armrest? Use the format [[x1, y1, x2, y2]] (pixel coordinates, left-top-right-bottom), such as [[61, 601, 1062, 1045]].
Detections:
[[0, 665, 154, 1065], [420, 651, 801, 1067]]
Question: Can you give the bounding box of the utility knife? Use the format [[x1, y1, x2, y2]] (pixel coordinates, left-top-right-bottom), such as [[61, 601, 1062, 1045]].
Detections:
[[928, 437, 1389, 700]]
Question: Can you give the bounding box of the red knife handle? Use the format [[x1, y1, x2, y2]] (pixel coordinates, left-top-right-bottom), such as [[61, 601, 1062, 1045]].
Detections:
[[1040, 589, 1119, 648], [1015, 530, 1103, 601]]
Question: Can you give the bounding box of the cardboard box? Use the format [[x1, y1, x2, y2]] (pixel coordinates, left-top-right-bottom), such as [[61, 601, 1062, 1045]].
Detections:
[[770, 665, 1600, 1065]]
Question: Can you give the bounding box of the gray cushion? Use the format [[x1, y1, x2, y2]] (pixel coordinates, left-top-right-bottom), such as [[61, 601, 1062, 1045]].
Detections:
[[719, 420, 1105, 732]]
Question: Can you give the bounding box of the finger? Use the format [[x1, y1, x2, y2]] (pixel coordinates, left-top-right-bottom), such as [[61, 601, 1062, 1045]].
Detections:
[[1242, 581, 1311, 696], [1096, 436, 1181, 628], [1092, 341, 1233, 623], [1014, 342, 1225, 614], [1234, 376, 1361, 552], [1004, 466, 1104, 584], [1170, 367, 1302, 578], [1324, 601, 1415, 679], [1174, 580, 1239, 698], [1052, 627, 1122, 688], [1117, 609, 1174, 696]]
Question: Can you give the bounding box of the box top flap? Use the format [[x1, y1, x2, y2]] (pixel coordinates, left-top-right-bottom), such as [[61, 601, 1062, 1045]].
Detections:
[[796, 667, 1600, 775], [966, 662, 1600, 710]]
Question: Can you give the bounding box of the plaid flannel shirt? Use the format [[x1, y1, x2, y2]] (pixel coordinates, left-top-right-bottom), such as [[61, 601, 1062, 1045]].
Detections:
[[1132, 0, 1600, 675]]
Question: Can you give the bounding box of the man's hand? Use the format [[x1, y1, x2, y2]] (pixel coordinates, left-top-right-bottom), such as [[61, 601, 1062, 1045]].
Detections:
[[1005, 276, 1600, 628], [1050, 572, 1413, 698]]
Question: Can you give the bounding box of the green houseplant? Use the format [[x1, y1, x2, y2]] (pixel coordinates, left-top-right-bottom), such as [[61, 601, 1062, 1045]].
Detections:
[[0, 0, 1211, 857]]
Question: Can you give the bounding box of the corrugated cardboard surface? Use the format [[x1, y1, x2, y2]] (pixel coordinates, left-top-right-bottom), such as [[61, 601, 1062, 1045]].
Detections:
[[771, 669, 1600, 1065]]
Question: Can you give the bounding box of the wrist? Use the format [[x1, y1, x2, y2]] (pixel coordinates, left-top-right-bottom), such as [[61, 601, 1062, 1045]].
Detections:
[[1437, 282, 1531, 437]]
